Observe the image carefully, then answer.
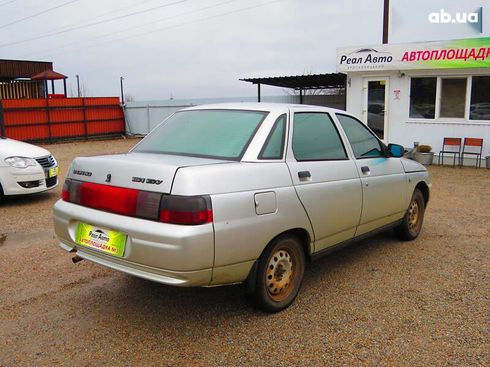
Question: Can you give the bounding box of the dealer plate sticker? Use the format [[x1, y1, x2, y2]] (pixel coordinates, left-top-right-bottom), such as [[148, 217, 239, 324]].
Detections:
[[48, 166, 59, 178], [75, 223, 126, 257]]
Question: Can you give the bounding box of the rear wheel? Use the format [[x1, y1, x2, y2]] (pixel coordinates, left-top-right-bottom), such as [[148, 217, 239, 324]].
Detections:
[[395, 188, 425, 241], [252, 235, 305, 313]]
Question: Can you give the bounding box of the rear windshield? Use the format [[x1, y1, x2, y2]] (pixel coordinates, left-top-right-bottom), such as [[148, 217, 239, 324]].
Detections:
[[133, 109, 268, 160]]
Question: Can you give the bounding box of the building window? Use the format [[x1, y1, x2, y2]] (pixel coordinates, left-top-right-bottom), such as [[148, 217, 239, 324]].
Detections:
[[470, 76, 490, 121], [409, 76, 489, 122], [409, 77, 436, 119], [439, 78, 467, 118]]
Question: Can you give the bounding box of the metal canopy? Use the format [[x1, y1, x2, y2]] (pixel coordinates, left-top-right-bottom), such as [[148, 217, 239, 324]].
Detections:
[[31, 70, 67, 80], [240, 73, 346, 103], [240, 73, 346, 90], [0, 59, 53, 81], [30, 69, 68, 97]]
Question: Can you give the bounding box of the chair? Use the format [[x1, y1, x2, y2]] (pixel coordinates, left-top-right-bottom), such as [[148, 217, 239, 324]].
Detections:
[[460, 138, 484, 168], [438, 137, 461, 167]]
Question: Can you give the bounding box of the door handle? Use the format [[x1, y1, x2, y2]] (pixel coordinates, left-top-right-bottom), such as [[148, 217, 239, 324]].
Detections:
[[361, 166, 370, 175], [298, 171, 311, 179]]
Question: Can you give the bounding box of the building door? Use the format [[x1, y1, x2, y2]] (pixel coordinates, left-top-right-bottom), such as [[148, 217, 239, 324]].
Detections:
[[363, 78, 389, 141]]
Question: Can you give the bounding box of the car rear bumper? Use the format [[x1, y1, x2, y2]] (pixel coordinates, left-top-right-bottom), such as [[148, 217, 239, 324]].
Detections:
[[53, 199, 215, 287], [59, 242, 212, 286]]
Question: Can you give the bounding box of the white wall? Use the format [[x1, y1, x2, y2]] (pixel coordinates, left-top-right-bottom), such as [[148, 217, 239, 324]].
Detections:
[[123, 96, 298, 135], [124, 94, 345, 135], [346, 69, 490, 165]]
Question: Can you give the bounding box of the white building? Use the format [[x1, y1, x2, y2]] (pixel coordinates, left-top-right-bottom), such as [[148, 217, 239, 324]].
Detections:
[[338, 37, 490, 166]]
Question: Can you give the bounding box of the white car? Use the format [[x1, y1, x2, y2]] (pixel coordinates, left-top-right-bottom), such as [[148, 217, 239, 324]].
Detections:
[[0, 137, 59, 198]]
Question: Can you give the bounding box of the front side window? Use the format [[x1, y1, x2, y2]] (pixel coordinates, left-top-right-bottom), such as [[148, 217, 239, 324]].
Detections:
[[292, 113, 346, 161], [409, 77, 436, 119], [470, 76, 490, 120], [336, 114, 384, 158], [259, 114, 286, 159], [133, 110, 267, 160], [440, 78, 467, 118]]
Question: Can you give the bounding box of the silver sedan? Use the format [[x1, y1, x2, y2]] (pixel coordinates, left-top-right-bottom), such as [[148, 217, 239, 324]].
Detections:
[[53, 103, 431, 312]]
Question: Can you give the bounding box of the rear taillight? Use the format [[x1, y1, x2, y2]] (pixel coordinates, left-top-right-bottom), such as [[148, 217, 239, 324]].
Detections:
[[159, 195, 213, 225], [61, 179, 70, 201], [61, 178, 212, 225], [61, 178, 83, 203]]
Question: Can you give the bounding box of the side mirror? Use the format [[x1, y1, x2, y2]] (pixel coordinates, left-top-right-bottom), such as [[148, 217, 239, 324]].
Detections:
[[387, 143, 405, 158]]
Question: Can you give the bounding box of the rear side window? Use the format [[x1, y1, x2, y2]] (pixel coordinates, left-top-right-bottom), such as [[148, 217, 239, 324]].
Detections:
[[259, 114, 286, 160], [292, 112, 347, 161], [336, 114, 383, 158]]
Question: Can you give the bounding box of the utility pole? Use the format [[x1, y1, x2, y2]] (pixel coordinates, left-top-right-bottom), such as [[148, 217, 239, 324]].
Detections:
[[120, 76, 125, 104], [382, 0, 389, 44], [76, 74, 81, 97]]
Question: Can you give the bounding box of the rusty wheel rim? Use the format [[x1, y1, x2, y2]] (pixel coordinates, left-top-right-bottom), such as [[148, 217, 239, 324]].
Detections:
[[265, 248, 296, 302], [408, 199, 419, 231]]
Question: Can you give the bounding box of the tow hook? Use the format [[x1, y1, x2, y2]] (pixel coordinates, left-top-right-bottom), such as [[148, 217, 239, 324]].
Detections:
[[72, 255, 84, 264]]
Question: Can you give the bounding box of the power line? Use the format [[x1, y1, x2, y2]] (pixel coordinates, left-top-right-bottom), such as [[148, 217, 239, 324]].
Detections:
[[13, 0, 162, 53], [85, 0, 162, 22], [17, 0, 160, 47], [37, 0, 288, 59], [92, 0, 242, 41], [46, 0, 160, 34], [24, 0, 242, 58], [0, 0, 191, 48], [122, 0, 288, 42], [0, 0, 16, 8], [0, 0, 81, 30]]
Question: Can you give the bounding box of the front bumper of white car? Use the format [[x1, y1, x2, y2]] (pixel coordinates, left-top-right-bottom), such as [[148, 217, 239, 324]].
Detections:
[[0, 161, 58, 196]]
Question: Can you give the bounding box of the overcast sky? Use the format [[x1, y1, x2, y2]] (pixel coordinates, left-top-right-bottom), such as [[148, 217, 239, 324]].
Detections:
[[0, 0, 487, 100]]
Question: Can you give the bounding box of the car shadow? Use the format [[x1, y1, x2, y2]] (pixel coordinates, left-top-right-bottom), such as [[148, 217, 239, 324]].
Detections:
[[304, 230, 397, 283], [85, 230, 402, 321], [0, 191, 58, 207]]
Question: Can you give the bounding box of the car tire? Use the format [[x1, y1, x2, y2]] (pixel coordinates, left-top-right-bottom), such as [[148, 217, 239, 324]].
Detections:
[[394, 188, 425, 241], [0, 183, 4, 201], [251, 235, 305, 313]]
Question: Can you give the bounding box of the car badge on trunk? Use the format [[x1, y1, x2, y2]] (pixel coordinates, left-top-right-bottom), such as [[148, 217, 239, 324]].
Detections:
[[132, 176, 163, 185]]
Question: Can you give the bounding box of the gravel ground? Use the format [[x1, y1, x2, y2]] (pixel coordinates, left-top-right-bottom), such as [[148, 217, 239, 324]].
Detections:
[[0, 139, 489, 367]]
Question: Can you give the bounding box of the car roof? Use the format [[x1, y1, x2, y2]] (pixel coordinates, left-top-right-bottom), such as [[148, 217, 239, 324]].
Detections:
[[180, 102, 347, 114]]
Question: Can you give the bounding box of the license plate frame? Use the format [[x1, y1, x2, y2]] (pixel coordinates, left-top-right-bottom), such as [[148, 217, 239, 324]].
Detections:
[[74, 223, 127, 257], [47, 166, 59, 178]]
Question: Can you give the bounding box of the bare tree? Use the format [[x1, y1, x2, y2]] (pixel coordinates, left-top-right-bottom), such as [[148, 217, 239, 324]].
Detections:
[[124, 94, 135, 102], [282, 70, 344, 97], [78, 82, 91, 97]]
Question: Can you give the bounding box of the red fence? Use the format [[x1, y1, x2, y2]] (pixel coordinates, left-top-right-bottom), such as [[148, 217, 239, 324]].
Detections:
[[0, 97, 125, 142]]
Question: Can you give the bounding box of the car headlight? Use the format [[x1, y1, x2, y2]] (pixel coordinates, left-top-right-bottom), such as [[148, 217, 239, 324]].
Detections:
[[4, 156, 38, 168]]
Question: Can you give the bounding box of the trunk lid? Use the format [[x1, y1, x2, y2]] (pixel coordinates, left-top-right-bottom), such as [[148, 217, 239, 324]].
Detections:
[[68, 152, 229, 193]]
